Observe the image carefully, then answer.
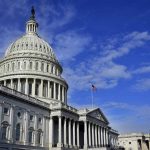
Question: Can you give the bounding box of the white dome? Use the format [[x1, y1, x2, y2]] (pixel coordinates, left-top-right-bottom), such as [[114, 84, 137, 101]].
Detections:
[[5, 33, 57, 62]]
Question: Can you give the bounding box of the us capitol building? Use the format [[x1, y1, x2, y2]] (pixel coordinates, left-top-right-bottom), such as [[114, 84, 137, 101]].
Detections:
[[0, 7, 118, 150]]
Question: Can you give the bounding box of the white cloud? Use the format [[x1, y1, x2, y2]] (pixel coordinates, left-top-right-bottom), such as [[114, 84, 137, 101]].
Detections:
[[132, 65, 150, 74], [63, 31, 150, 93], [102, 102, 150, 133], [134, 78, 150, 91], [53, 31, 92, 61]]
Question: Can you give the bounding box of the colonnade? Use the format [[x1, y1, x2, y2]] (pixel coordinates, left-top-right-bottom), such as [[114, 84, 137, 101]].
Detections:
[[84, 121, 109, 148], [49, 116, 80, 148], [2, 78, 67, 103], [49, 116, 110, 149]]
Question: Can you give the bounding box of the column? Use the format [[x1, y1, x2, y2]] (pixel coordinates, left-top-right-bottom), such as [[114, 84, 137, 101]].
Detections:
[[9, 106, 14, 141], [62, 86, 64, 102], [95, 125, 98, 147], [24, 111, 29, 144], [49, 116, 54, 147], [73, 121, 76, 146], [84, 121, 88, 149], [92, 124, 95, 147], [47, 81, 50, 98], [64, 117, 67, 146], [98, 126, 100, 147], [101, 127, 103, 147], [40, 79, 43, 97], [54, 82, 56, 99], [4, 80, 6, 86], [88, 122, 91, 147], [58, 116, 62, 147], [68, 119, 71, 146], [106, 129, 108, 146], [77, 122, 80, 147], [103, 128, 106, 146], [25, 78, 28, 95], [32, 78, 35, 96], [18, 78, 21, 92], [58, 84, 61, 101]]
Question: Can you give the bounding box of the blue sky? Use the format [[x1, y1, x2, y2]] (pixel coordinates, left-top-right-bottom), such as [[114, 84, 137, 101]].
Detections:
[[0, 0, 150, 133]]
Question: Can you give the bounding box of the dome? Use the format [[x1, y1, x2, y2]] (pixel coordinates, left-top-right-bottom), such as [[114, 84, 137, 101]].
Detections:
[[0, 7, 68, 104], [5, 8, 58, 63], [5, 34, 57, 62]]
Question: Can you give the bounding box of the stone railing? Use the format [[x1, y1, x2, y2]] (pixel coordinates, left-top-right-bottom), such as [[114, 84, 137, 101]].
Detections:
[[50, 102, 78, 113], [0, 85, 50, 108]]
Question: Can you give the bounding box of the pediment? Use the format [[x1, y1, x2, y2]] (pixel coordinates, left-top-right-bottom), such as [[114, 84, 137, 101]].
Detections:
[[87, 108, 109, 124]]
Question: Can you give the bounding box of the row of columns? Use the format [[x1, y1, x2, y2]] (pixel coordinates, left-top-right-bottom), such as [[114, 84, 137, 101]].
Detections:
[[49, 116, 80, 148], [2, 78, 67, 103], [49, 117, 110, 149], [84, 121, 109, 148]]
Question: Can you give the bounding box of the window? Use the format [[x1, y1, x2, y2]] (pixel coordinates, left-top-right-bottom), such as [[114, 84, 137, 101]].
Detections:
[[12, 63, 15, 71], [18, 62, 20, 69], [35, 83, 39, 96], [3, 107, 9, 115], [29, 83, 32, 95], [41, 63, 44, 72], [17, 112, 21, 118], [47, 64, 49, 72], [129, 142, 131, 144], [28, 128, 34, 144], [21, 81, 25, 94], [35, 62, 38, 70], [38, 117, 42, 123], [30, 62, 32, 70], [1, 122, 9, 140], [30, 115, 34, 121], [7, 64, 9, 72], [24, 62, 26, 69], [37, 130, 42, 145], [16, 123, 21, 141], [43, 82, 48, 97]]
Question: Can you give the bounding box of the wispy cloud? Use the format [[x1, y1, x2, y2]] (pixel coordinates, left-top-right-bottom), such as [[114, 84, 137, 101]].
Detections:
[[62, 31, 150, 93], [133, 78, 150, 91], [53, 31, 92, 61], [102, 101, 150, 133]]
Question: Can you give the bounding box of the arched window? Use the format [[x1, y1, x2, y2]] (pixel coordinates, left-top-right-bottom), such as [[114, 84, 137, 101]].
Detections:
[[1, 121, 9, 140], [41, 63, 44, 72], [24, 62, 26, 69], [12, 63, 15, 71], [37, 129, 42, 145], [16, 123, 21, 141], [35, 62, 38, 70], [28, 127, 34, 144], [30, 62, 32, 70]]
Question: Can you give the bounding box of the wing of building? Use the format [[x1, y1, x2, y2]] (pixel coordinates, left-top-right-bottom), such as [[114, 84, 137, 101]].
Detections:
[[0, 7, 119, 150], [118, 133, 150, 150]]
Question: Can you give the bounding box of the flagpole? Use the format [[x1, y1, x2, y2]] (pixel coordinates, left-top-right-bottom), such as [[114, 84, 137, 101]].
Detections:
[[91, 87, 94, 108]]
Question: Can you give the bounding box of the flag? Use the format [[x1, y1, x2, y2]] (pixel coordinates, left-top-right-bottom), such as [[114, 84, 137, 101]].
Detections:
[[91, 84, 96, 91]]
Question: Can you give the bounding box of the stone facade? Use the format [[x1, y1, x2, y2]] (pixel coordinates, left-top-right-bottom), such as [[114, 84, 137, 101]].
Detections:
[[118, 133, 150, 150], [0, 7, 119, 150]]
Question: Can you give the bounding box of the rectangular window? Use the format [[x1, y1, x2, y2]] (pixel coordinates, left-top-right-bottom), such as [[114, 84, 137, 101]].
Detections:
[[21, 81, 25, 94], [3, 107, 9, 115], [29, 83, 32, 95], [35, 83, 39, 96]]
